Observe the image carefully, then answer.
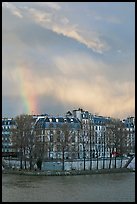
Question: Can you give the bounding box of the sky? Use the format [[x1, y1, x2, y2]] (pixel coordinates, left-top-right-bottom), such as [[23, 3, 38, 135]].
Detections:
[[2, 2, 135, 119]]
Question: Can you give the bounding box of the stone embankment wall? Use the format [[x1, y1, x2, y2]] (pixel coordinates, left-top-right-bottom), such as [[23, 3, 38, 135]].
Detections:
[[42, 158, 129, 171], [3, 158, 134, 171]]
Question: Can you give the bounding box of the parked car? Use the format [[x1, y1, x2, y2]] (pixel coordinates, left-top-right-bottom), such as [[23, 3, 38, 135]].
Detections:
[[112, 151, 121, 157]]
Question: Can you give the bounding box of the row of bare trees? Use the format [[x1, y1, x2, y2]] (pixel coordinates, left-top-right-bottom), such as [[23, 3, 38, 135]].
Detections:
[[11, 114, 132, 171], [11, 114, 72, 170], [80, 118, 130, 170]]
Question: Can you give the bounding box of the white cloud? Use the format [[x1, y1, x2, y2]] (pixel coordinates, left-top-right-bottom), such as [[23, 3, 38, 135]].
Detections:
[[2, 2, 23, 18], [39, 2, 61, 10], [52, 26, 107, 53], [28, 8, 52, 23], [27, 8, 108, 53], [3, 2, 108, 54], [12, 10, 23, 18]]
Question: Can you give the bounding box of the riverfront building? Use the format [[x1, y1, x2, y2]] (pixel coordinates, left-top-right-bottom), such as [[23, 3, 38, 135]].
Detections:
[[2, 118, 16, 157], [2, 110, 135, 161], [34, 115, 81, 160], [66, 108, 135, 158], [122, 116, 135, 154]]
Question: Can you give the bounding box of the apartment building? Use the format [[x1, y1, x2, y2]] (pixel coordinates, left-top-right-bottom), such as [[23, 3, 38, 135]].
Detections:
[[2, 118, 16, 157], [122, 116, 135, 154], [2, 111, 135, 160], [34, 115, 81, 160]]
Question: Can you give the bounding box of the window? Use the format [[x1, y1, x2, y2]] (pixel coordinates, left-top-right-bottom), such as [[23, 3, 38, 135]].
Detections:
[[57, 136, 60, 142], [50, 135, 53, 142], [72, 135, 75, 143]]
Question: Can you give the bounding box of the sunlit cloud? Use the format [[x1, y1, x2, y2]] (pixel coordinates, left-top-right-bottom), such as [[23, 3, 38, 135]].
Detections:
[[29, 9, 108, 53], [8, 53, 133, 119], [39, 2, 61, 10], [2, 2, 108, 54], [52, 54, 135, 118], [2, 2, 23, 18], [2, 2, 135, 119]]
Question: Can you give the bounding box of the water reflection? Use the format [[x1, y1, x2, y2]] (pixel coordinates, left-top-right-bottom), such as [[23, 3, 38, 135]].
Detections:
[[2, 172, 135, 202]]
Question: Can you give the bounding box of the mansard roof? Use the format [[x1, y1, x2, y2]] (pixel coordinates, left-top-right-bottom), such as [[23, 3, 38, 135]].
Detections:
[[92, 116, 111, 125], [35, 116, 81, 129]]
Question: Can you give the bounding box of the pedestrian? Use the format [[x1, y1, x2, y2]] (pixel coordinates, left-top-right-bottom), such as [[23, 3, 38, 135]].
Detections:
[[34, 163, 37, 171]]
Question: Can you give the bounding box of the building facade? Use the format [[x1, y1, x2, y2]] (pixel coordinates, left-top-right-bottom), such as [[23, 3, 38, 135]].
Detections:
[[2, 118, 16, 157], [122, 116, 135, 154], [34, 116, 81, 160], [2, 111, 135, 161]]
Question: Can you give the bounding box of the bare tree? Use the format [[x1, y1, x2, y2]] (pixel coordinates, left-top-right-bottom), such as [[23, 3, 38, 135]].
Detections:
[[48, 123, 54, 159], [106, 119, 128, 168], [100, 124, 106, 169], [57, 123, 71, 171], [105, 123, 114, 169], [34, 118, 49, 170], [89, 122, 98, 170], [11, 114, 34, 170], [81, 121, 87, 170], [81, 120, 95, 171]]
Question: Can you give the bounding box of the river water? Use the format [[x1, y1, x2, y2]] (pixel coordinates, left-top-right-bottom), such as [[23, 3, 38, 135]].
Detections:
[[2, 172, 135, 202]]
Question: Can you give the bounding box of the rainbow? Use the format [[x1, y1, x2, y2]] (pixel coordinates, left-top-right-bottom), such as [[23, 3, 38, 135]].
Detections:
[[17, 63, 38, 115]]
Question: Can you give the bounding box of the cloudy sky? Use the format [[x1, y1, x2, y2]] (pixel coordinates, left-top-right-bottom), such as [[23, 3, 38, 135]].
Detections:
[[2, 2, 135, 119]]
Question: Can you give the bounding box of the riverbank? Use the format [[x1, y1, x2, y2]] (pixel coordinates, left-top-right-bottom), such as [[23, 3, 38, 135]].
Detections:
[[2, 167, 134, 176]]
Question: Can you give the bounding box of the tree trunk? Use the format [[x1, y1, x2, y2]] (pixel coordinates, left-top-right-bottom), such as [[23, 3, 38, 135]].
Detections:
[[77, 131, 80, 159], [62, 147, 65, 171], [96, 152, 98, 170], [20, 149, 23, 169], [120, 157, 123, 168], [109, 152, 112, 169], [23, 148, 27, 169], [90, 149, 92, 170], [114, 156, 117, 168], [29, 149, 33, 170], [37, 158, 42, 170], [20, 156, 23, 169], [102, 147, 105, 169], [83, 147, 86, 170], [102, 157, 105, 169]]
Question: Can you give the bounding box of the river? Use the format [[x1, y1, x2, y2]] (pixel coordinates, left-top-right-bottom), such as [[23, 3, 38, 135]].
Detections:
[[2, 172, 135, 202]]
